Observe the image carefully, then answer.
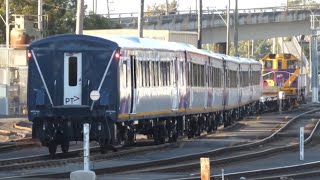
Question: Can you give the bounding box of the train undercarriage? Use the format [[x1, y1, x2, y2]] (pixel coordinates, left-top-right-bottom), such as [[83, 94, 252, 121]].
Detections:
[[32, 102, 265, 156]]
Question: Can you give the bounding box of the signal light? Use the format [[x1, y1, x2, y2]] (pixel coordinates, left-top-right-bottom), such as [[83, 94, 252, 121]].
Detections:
[[115, 52, 120, 59], [27, 51, 32, 59]]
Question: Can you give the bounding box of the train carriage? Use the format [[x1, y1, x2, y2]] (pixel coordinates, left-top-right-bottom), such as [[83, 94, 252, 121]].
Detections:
[[27, 34, 262, 155]]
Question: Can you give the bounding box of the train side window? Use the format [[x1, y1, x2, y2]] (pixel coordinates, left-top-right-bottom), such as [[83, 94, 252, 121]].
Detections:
[[68, 57, 77, 86], [180, 61, 184, 86], [278, 60, 282, 69], [146, 61, 150, 87], [141, 60, 145, 87], [218, 68, 220, 87], [197, 64, 199, 87], [160, 61, 166, 86], [201, 65, 205, 87], [153, 61, 159, 87], [208, 66, 211, 87], [265, 61, 272, 68], [287, 60, 297, 69], [192, 63, 196, 86], [214, 68, 217, 87], [122, 60, 127, 87], [188, 62, 192, 86], [168, 61, 171, 86]]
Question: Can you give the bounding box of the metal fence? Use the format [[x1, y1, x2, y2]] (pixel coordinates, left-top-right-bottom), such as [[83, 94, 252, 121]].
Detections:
[[0, 48, 28, 115]]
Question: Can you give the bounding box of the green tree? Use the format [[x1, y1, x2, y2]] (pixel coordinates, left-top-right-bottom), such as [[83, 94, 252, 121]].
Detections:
[[84, 14, 121, 30], [287, 0, 319, 7], [0, 0, 120, 44], [146, 0, 178, 16]]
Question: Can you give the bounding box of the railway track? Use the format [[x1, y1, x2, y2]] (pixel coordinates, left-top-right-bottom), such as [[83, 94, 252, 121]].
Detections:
[[0, 138, 38, 154], [2, 106, 319, 179]]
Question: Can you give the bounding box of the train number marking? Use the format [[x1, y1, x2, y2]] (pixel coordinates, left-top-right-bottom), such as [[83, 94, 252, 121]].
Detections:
[[65, 96, 80, 104]]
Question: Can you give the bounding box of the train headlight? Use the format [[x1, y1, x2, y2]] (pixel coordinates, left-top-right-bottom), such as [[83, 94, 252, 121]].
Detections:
[[260, 97, 266, 102]]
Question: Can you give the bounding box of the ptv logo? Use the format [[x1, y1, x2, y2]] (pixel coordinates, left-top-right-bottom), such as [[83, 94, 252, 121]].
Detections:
[[65, 96, 80, 104], [276, 74, 283, 79]]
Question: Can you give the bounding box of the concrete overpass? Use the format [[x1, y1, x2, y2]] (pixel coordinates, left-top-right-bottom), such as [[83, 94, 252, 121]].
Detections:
[[109, 6, 320, 43]]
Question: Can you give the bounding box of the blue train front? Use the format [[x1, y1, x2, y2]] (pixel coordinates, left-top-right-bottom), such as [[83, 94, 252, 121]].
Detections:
[[27, 35, 120, 154]]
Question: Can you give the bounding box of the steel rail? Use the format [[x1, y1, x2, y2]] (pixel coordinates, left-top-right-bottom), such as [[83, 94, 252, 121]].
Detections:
[[10, 107, 320, 179]]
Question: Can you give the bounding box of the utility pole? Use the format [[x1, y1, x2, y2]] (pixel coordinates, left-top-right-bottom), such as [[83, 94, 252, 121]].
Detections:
[[234, 0, 239, 56], [251, 40, 254, 57], [92, 0, 94, 14], [197, 0, 202, 49], [6, 0, 9, 48], [107, 0, 110, 17], [138, 0, 144, 38], [38, 0, 43, 38], [310, 15, 319, 103], [76, 0, 84, 34], [226, 0, 230, 55], [95, 0, 97, 14], [166, 0, 169, 15], [311, 30, 318, 103]]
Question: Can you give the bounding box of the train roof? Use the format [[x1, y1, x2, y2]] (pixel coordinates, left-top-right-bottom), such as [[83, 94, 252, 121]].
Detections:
[[98, 35, 214, 56], [29, 34, 260, 65]]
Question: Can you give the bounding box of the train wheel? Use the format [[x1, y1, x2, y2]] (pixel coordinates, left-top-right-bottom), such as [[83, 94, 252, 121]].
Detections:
[[167, 120, 178, 143], [207, 115, 214, 133], [99, 139, 107, 154], [48, 143, 57, 156], [61, 141, 69, 153], [154, 120, 166, 144], [127, 129, 135, 145]]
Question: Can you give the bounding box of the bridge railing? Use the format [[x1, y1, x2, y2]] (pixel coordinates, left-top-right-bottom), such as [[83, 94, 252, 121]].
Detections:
[[101, 5, 320, 20], [310, 15, 320, 29]]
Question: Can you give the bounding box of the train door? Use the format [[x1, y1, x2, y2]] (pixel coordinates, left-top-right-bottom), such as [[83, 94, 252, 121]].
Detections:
[[222, 60, 228, 109], [63, 53, 82, 105], [172, 57, 179, 110], [130, 55, 137, 114], [238, 65, 241, 105], [204, 61, 209, 108], [249, 65, 253, 100], [189, 61, 193, 108]]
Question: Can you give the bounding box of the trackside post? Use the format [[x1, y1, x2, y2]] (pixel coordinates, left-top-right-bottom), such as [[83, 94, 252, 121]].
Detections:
[[84, 123, 90, 171], [200, 157, 210, 180], [70, 123, 96, 180], [300, 127, 304, 161], [221, 169, 224, 180], [279, 91, 285, 113]]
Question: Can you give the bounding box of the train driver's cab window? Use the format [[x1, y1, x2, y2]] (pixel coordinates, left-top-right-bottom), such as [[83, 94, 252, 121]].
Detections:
[[263, 72, 274, 80], [287, 60, 297, 69], [277, 60, 282, 69], [264, 60, 272, 68]]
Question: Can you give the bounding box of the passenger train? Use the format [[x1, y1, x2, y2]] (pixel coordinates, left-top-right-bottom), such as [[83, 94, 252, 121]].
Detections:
[[27, 34, 262, 155]]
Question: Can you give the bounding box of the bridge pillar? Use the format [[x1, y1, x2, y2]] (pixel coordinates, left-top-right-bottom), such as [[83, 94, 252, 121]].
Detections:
[[213, 42, 226, 54]]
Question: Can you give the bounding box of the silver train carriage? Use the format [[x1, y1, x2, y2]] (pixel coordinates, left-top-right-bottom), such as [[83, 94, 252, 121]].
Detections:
[[27, 34, 262, 155]]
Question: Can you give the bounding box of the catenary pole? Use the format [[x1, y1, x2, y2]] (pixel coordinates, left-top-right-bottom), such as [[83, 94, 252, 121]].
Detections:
[[6, 0, 9, 48], [311, 29, 318, 102], [138, 0, 144, 38], [226, 0, 230, 55], [38, 0, 43, 38], [197, 0, 202, 49], [76, 0, 84, 34], [234, 0, 238, 56]]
